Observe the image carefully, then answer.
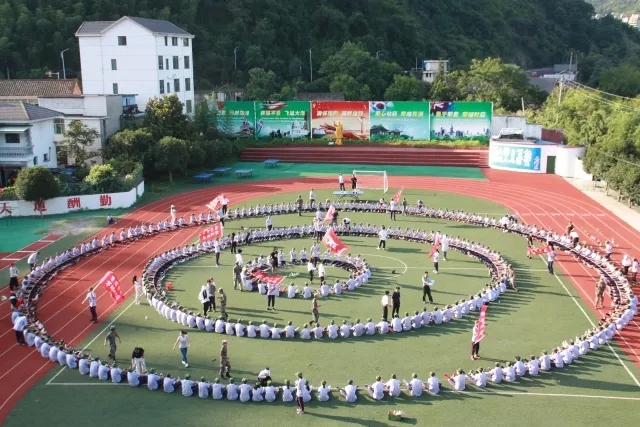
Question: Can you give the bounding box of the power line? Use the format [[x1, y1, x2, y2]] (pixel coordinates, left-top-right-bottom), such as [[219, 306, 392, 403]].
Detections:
[[567, 80, 639, 102], [563, 81, 640, 114], [587, 147, 640, 169]]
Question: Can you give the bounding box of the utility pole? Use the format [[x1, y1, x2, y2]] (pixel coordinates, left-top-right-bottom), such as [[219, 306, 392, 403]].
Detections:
[[60, 49, 69, 79], [309, 47, 314, 82], [234, 46, 240, 70]]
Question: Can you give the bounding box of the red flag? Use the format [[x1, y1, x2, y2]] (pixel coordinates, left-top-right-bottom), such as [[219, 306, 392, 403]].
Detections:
[[428, 236, 441, 258], [475, 305, 488, 343], [200, 223, 223, 243], [324, 205, 336, 223], [253, 271, 285, 286], [392, 187, 403, 204], [322, 228, 349, 256], [99, 271, 125, 303], [206, 194, 225, 212], [527, 244, 552, 256]]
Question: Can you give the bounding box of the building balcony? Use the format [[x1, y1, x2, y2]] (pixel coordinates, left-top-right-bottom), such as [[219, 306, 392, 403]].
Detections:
[[0, 145, 34, 158]]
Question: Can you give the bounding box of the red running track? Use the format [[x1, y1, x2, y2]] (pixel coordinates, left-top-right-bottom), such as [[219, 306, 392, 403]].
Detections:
[[0, 234, 65, 271], [0, 172, 638, 422]]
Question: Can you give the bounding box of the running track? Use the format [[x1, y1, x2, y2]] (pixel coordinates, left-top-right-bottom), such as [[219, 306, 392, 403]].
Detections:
[[0, 234, 65, 271], [0, 170, 638, 422]]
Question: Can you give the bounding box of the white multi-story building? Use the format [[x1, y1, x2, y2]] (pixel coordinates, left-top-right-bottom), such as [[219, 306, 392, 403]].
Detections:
[[421, 60, 450, 84], [76, 16, 195, 115], [0, 102, 61, 187]]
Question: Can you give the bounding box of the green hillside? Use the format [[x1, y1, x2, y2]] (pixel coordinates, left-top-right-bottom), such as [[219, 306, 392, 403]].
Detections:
[[1, 0, 639, 93]]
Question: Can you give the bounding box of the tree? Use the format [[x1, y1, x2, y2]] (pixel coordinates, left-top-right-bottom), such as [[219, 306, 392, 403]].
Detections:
[[104, 128, 156, 163], [384, 74, 424, 101], [449, 58, 546, 112], [598, 64, 640, 97], [144, 95, 189, 139], [57, 120, 100, 166], [329, 74, 371, 100], [154, 137, 189, 182], [191, 100, 218, 136], [14, 166, 59, 214], [245, 68, 278, 100], [84, 164, 119, 192]]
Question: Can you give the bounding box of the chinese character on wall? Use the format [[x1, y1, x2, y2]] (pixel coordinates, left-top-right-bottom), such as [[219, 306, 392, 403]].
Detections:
[[0, 202, 12, 215], [33, 200, 47, 212], [67, 197, 81, 209], [99, 195, 112, 207], [523, 149, 533, 167]]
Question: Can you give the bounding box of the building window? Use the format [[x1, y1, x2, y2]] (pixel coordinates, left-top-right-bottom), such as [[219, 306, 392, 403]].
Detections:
[[172, 56, 179, 69], [174, 78, 180, 92], [185, 78, 191, 91], [186, 100, 193, 114], [54, 118, 65, 135], [183, 38, 189, 47], [165, 58, 169, 70], [43, 153, 49, 162], [159, 80, 165, 94], [111, 59, 117, 70], [166, 82, 170, 93], [4, 133, 20, 144], [33, 156, 38, 165], [164, 36, 168, 46], [158, 56, 164, 70], [184, 56, 190, 69], [113, 83, 119, 94], [118, 36, 127, 46], [172, 37, 178, 46]]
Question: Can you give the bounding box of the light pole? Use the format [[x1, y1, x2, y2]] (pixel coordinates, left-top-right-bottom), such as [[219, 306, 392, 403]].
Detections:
[[60, 49, 69, 79], [309, 47, 314, 82], [234, 46, 240, 70], [376, 50, 386, 59]]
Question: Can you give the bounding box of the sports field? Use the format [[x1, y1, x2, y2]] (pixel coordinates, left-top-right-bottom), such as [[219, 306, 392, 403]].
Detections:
[[0, 171, 640, 426]]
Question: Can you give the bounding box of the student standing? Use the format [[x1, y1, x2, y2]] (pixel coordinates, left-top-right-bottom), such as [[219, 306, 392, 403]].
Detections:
[[208, 279, 217, 312], [173, 331, 190, 368], [391, 287, 401, 317], [8, 263, 19, 291], [83, 287, 98, 323], [389, 199, 396, 221], [351, 174, 358, 190], [221, 195, 229, 216], [218, 288, 228, 319], [230, 232, 237, 253], [200, 284, 210, 315], [381, 291, 390, 321], [422, 272, 434, 303], [309, 189, 316, 209], [377, 226, 387, 250], [547, 247, 556, 275], [133, 275, 143, 305], [296, 195, 303, 216], [339, 174, 345, 191], [104, 326, 121, 362], [471, 321, 481, 360], [233, 263, 243, 290], [13, 311, 27, 345], [267, 284, 277, 311], [432, 251, 440, 274]]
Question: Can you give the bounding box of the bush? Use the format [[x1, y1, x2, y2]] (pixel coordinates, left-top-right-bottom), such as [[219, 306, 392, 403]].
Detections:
[[0, 186, 18, 201], [14, 166, 59, 202]]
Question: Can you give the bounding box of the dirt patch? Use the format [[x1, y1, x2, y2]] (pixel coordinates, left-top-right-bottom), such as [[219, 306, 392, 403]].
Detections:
[[47, 217, 104, 236]]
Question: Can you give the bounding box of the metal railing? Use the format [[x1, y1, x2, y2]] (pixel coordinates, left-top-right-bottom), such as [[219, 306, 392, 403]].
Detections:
[[0, 145, 34, 157]]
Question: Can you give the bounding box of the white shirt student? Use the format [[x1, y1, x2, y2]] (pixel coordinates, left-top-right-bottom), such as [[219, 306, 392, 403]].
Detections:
[[264, 384, 277, 402], [212, 381, 224, 399], [369, 379, 385, 400], [385, 376, 401, 397], [317, 383, 332, 401], [147, 372, 160, 390], [342, 383, 358, 402], [408, 376, 423, 397], [427, 374, 440, 394], [239, 382, 252, 402]]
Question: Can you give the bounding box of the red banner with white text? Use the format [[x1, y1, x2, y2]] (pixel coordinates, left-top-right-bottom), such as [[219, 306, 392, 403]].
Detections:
[[99, 271, 125, 303], [527, 244, 552, 257], [322, 228, 349, 256], [475, 305, 488, 343], [253, 270, 286, 286], [206, 194, 225, 212], [200, 223, 224, 243]]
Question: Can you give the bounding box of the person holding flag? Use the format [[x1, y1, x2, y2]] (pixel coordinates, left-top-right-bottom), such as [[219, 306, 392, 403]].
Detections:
[[472, 306, 488, 360], [422, 271, 434, 303]]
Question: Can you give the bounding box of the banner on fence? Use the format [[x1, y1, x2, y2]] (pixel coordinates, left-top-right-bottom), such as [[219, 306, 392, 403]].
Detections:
[[99, 271, 125, 303], [430, 101, 492, 143], [311, 101, 369, 140], [255, 101, 310, 139], [369, 101, 430, 140], [210, 101, 256, 139]]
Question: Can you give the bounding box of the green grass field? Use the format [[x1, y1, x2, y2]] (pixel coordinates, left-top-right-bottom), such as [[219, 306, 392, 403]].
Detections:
[[6, 189, 640, 427]]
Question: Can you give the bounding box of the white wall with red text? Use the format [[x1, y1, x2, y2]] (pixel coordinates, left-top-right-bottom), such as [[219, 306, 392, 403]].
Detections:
[[0, 181, 144, 217]]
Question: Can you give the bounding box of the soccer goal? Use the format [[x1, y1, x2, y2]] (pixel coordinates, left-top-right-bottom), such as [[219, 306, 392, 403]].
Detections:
[[353, 170, 388, 193]]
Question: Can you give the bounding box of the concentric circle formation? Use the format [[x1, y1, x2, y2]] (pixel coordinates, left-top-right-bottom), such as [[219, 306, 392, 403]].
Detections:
[[12, 193, 637, 408]]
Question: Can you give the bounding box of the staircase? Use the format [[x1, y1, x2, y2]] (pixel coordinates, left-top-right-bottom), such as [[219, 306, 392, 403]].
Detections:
[[239, 146, 489, 167]]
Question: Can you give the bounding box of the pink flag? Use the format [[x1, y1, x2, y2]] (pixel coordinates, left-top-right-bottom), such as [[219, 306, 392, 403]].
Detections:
[[253, 271, 285, 286], [428, 236, 441, 258], [324, 205, 336, 223], [322, 228, 349, 256], [475, 305, 488, 343], [206, 194, 225, 212], [392, 188, 403, 204], [99, 271, 125, 303]]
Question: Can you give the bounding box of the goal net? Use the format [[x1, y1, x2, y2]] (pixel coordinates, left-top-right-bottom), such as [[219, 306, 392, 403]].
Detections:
[[352, 170, 388, 193]]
